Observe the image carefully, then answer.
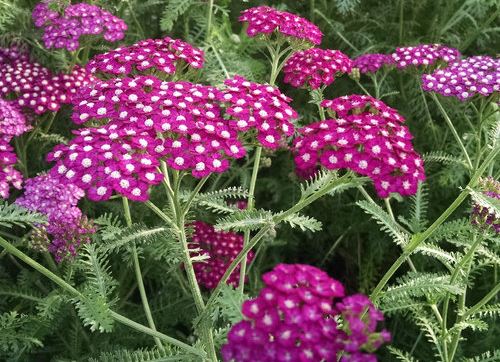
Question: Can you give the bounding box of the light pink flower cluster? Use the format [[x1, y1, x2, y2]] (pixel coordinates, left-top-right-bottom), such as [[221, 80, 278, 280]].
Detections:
[[294, 95, 425, 197], [190, 221, 254, 289], [16, 174, 94, 261], [0, 47, 95, 114], [283, 48, 353, 89], [0, 99, 31, 198], [391, 44, 460, 69], [471, 177, 499, 234], [239, 6, 323, 45], [87, 37, 204, 78], [222, 263, 390, 362], [220, 76, 297, 149], [32, 1, 127, 51], [353, 53, 394, 74], [422, 56, 500, 101]]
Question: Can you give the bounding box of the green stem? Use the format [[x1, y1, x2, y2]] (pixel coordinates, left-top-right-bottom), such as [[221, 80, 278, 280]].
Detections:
[[238, 146, 262, 295], [398, 0, 404, 43], [206, 0, 214, 41], [122, 197, 164, 351], [0, 236, 203, 357], [370, 146, 499, 302], [432, 93, 474, 171], [182, 177, 209, 216], [354, 79, 372, 96]]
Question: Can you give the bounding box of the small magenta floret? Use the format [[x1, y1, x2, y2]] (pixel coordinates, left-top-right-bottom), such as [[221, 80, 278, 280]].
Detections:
[[190, 221, 254, 289], [294, 95, 425, 197], [391, 44, 460, 69], [222, 263, 390, 361], [353, 53, 394, 74], [239, 6, 323, 45], [471, 177, 499, 234], [283, 48, 353, 89]]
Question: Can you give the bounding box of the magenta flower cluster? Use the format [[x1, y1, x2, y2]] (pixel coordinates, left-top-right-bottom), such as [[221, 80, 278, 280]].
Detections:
[[0, 99, 31, 199], [353, 53, 395, 74], [283, 48, 353, 89], [222, 263, 390, 362], [221, 76, 297, 149], [0, 47, 95, 114], [87, 37, 204, 78], [32, 1, 127, 51], [422, 56, 500, 101], [16, 174, 94, 261], [471, 177, 499, 234], [294, 95, 426, 197], [391, 44, 460, 69], [190, 221, 254, 289], [239, 6, 323, 45]]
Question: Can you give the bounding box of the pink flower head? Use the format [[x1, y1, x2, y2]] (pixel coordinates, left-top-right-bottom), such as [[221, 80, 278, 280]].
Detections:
[[190, 221, 254, 289], [239, 6, 323, 45], [32, 1, 127, 51], [222, 263, 389, 362], [471, 177, 500, 234], [0, 140, 23, 199], [87, 37, 204, 78], [15, 173, 95, 261], [0, 99, 31, 138], [422, 56, 500, 101], [50, 65, 97, 104], [70, 76, 245, 179], [391, 44, 460, 69], [353, 53, 394, 74], [219, 76, 297, 149], [283, 48, 353, 89], [294, 95, 425, 197], [47, 124, 165, 202]]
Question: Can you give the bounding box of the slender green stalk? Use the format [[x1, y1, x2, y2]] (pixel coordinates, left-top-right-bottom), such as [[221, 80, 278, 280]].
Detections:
[[122, 197, 164, 351], [354, 79, 372, 96], [432, 93, 473, 170], [0, 236, 203, 357], [206, 0, 214, 41], [398, 0, 404, 43], [370, 146, 500, 302], [182, 177, 209, 216]]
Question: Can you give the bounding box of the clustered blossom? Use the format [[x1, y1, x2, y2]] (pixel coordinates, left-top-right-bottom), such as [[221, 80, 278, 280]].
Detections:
[[294, 95, 425, 197], [471, 177, 500, 234], [353, 53, 394, 74], [48, 76, 247, 201], [87, 37, 204, 78], [16, 174, 94, 261], [222, 263, 390, 362], [422, 56, 500, 101], [391, 44, 460, 69], [0, 47, 95, 113], [220, 76, 297, 149], [283, 48, 353, 89], [32, 1, 127, 51], [239, 6, 323, 45], [190, 221, 254, 289], [0, 99, 31, 198]]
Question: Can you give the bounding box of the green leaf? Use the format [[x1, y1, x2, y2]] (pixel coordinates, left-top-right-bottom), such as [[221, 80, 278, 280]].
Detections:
[[300, 170, 337, 200], [89, 347, 196, 362], [0, 312, 43, 354], [210, 284, 246, 324], [0, 202, 46, 228], [423, 151, 467, 167], [281, 213, 323, 232], [215, 209, 274, 232], [160, 0, 194, 32], [468, 187, 500, 217], [462, 350, 500, 362], [387, 346, 421, 362], [98, 224, 171, 255]]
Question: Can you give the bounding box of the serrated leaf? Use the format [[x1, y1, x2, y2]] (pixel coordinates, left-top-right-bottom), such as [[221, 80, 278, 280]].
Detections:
[[215, 209, 274, 232], [281, 213, 322, 232], [468, 187, 500, 217], [160, 0, 194, 32], [0, 202, 46, 228]]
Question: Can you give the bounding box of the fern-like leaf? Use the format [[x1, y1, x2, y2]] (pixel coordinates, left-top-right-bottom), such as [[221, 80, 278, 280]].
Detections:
[[281, 213, 323, 232], [160, 0, 194, 32], [423, 151, 467, 166], [462, 350, 500, 362], [387, 346, 421, 362], [215, 209, 274, 232], [0, 202, 46, 228]]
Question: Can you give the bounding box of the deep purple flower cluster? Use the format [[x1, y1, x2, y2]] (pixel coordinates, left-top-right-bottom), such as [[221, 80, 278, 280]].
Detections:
[[471, 177, 499, 234], [353, 53, 395, 74], [391, 44, 460, 69], [421, 56, 500, 101], [283, 48, 353, 89], [16, 174, 94, 261], [220, 76, 297, 149], [87, 37, 204, 78], [0, 99, 31, 198], [32, 1, 127, 51], [190, 221, 254, 289], [222, 263, 390, 362], [0, 47, 95, 114], [239, 6, 323, 45], [294, 95, 425, 197]]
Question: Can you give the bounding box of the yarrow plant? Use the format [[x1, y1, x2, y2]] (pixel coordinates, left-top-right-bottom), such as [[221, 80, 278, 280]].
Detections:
[[238, 6, 323, 45], [221, 263, 390, 362], [391, 44, 460, 69], [421, 55, 500, 101], [190, 221, 254, 289], [471, 177, 499, 234], [294, 95, 426, 197], [16, 173, 94, 261], [87, 37, 204, 78], [32, 0, 127, 51], [353, 53, 395, 74], [283, 48, 353, 89]]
